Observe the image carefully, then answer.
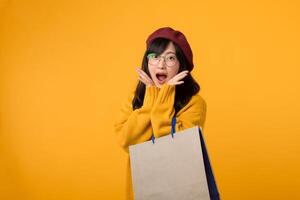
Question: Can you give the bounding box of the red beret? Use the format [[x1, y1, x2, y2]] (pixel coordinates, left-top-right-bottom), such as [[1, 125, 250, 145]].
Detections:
[[146, 27, 194, 71]]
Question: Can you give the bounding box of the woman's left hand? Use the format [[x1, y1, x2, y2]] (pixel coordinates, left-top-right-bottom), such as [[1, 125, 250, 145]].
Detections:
[[167, 70, 189, 86]]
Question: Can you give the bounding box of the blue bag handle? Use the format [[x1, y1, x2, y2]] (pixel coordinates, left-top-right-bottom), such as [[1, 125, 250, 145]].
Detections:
[[150, 116, 220, 200], [151, 115, 176, 144]]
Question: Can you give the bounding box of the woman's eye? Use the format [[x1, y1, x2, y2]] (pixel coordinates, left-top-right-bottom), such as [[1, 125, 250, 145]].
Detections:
[[148, 53, 157, 59]]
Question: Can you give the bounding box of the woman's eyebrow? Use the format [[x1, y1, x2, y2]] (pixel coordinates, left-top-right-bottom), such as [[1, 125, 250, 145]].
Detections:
[[163, 51, 176, 55]]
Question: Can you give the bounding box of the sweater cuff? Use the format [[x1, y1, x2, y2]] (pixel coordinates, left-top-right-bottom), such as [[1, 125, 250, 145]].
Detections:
[[156, 84, 175, 104], [142, 86, 159, 108]]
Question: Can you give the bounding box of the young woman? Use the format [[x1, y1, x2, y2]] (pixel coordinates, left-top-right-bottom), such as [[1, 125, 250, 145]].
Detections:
[[114, 27, 207, 200]]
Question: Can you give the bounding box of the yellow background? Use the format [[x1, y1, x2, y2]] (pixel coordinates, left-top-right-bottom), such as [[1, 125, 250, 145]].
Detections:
[[1, 0, 299, 199]]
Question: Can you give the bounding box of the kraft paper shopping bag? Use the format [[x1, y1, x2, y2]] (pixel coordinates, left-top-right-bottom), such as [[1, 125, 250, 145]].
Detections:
[[129, 116, 219, 200]]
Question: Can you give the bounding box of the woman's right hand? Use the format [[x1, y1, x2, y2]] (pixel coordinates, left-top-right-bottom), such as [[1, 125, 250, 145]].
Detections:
[[136, 67, 155, 87]]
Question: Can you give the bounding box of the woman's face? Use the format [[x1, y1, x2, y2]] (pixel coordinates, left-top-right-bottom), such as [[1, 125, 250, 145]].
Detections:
[[147, 41, 180, 88]]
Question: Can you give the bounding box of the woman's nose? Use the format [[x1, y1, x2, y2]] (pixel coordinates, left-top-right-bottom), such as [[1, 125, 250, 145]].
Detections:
[[157, 58, 166, 69]]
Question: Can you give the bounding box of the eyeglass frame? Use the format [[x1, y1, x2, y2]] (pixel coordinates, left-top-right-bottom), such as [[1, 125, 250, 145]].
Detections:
[[146, 53, 178, 67]]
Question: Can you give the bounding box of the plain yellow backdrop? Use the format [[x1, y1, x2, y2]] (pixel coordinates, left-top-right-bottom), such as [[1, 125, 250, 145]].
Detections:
[[1, 0, 300, 199]]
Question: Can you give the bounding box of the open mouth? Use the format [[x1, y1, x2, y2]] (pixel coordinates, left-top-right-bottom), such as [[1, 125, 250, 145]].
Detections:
[[156, 73, 167, 84]]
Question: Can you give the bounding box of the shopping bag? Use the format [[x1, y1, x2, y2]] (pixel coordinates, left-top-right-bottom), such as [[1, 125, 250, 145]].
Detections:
[[129, 116, 220, 200]]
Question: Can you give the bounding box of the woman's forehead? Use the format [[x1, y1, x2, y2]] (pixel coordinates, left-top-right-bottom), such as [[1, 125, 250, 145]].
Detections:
[[162, 42, 176, 54], [166, 42, 175, 51]]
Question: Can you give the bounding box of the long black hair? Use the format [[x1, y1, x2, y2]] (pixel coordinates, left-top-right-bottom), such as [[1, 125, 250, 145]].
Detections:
[[132, 38, 200, 115]]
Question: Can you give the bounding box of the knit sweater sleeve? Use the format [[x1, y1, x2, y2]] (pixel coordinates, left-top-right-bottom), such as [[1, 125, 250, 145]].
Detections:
[[151, 84, 207, 138], [114, 86, 159, 152]]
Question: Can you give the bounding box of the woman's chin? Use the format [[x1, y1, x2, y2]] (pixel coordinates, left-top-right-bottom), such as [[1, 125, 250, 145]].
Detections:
[[154, 83, 162, 88], [153, 82, 161, 88]]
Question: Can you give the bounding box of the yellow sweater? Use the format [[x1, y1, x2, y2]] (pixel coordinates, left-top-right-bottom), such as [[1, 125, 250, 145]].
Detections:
[[114, 83, 207, 200]]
